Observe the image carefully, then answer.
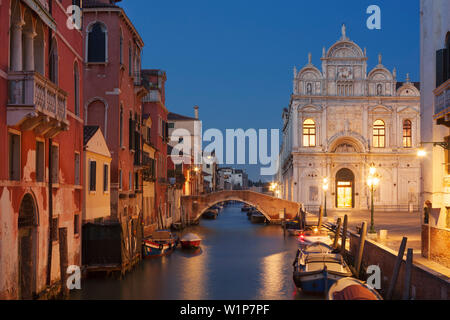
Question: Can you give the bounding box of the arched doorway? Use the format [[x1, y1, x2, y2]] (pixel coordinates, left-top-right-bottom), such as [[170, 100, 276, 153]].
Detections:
[[18, 194, 37, 300], [335, 168, 355, 209]]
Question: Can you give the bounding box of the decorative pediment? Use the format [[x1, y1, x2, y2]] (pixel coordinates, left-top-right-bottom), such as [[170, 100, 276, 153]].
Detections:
[[397, 106, 419, 114], [368, 105, 393, 113], [298, 104, 322, 112], [327, 41, 364, 59], [368, 67, 393, 81], [397, 84, 420, 97], [297, 66, 322, 80]]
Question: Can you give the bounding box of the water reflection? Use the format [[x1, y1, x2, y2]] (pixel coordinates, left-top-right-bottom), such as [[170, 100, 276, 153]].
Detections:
[[71, 203, 318, 300]]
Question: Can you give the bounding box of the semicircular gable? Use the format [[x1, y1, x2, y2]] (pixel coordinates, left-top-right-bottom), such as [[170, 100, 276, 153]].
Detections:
[[397, 84, 420, 97], [368, 68, 393, 81], [326, 41, 364, 58], [297, 66, 322, 80]]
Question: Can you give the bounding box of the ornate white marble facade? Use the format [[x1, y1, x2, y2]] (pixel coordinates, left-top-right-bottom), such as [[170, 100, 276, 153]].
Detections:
[[279, 26, 421, 212]]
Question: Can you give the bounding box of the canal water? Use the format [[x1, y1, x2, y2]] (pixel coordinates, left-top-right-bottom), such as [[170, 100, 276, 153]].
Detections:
[[71, 203, 316, 300]]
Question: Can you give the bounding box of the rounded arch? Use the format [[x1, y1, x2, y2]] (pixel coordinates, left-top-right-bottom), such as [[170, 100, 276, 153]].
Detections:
[[327, 133, 366, 153], [326, 40, 364, 59], [18, 192, 38, 299], [195, 198, 272, 222], [335, 168, 355, 209], [86, 21, 108, 63], [368, 67, 393, 81], [85, 97, 108, 137]]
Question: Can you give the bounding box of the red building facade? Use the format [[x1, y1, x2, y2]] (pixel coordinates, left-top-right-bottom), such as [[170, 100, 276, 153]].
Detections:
[[141, 69, 170, 228], [0, 0, 84, 299]]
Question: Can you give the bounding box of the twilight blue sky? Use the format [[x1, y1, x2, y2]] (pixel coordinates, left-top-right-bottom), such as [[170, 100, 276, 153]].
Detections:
[[121, 0, 420, 181]]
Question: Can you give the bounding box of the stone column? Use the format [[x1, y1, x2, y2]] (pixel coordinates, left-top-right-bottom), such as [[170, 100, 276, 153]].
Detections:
[[23, 29, 36, 71], [292, 105, 298, 150], [11, 20, 24, 71]]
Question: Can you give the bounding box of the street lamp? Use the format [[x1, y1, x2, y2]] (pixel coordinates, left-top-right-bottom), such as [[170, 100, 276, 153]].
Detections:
[[322, 178, 329, 217], [367, 165, 380, 234]]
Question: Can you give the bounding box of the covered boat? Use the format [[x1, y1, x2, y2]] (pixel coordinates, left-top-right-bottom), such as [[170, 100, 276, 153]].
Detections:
[[241, 204, 252, 212], [142, 230, 178, 258], [180, 233, 202, 249], [293, 242, 352, 294], [251, 212, 266, 224], [297, 228, 333, 247], [327, 277, 383, 300], [202, 209, 218, 219]]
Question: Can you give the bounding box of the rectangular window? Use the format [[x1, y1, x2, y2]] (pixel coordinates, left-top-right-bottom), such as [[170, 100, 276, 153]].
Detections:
[[103, 164, 108, 192], [51, 145, 59, 183], [119, 169, 123, 190], [129, 172, 132, 191], [89, 161, 96, 191], [158, 117, 163, 137], [75, 153, 80, 185], [51, 218, 59, 241], [74, 214, 80, 235], [303, 120, 316, 147], [36, 141, 45, 182], [9, 133, 20, 181], [168, 122, 174, 129], [403, 121, 412, 148], [373, 121, 386, 148], [135, 172, 139, 190]]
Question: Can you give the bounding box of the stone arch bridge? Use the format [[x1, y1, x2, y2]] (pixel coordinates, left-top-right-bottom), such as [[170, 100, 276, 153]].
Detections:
[[181, 190, 301, 223]]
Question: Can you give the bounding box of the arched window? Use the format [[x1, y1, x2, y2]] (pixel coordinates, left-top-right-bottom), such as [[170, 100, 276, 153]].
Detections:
[[373, 120, 385, 148], [128, 43, 133, 76], [403, 120, 412, 148], [49, 38, 58, 84], [74, 62, 80, 116], [87, 22, 107, 63], [303, 119, 316, 147], [306, 83, 312, 95]]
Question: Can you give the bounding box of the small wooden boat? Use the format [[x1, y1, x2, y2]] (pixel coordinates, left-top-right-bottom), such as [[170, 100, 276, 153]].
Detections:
[[293, 242, 353, 294], [251, 212, 266, 224], [297, 228, 333, 247], [285, 221, 302, 236], [327, 277, 383, 300], [142, 230, 178, 258], [171, 222, 184, 231], [202, 209, 218, 220], [180, 233, 202, 249], [241, 204, 252, 212]]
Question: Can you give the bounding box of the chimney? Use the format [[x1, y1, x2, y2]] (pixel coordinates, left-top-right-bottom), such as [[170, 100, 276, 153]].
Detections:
[[194, 105, 199, 119]]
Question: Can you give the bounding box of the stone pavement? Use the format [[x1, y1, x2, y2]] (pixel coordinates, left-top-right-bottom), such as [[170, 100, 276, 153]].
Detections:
[[317, 209, 450, 279]]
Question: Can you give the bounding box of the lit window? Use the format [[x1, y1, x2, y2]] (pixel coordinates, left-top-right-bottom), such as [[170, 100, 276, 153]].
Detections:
[[403, 120, 412, 148], [303, 119, 316, 147], [373, 120, 385, 148]]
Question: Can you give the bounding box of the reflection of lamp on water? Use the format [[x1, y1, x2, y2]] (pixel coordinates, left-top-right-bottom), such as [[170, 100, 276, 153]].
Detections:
[[367, 165, 380, 234], [322, 178, 329, 217]]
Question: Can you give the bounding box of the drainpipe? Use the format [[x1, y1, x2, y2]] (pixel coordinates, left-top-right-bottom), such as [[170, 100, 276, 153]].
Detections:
[[46, 0, 53, 288]]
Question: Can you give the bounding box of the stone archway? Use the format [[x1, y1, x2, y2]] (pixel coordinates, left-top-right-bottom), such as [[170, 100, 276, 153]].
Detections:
[[18, 193, 37, 300]]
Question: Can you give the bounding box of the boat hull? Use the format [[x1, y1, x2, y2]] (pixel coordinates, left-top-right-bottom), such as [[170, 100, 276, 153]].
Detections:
[[293, 269, 350, 294], [251, 214, 266, 224], [180, 240, 201, 249], [142, 239, 176, 258]]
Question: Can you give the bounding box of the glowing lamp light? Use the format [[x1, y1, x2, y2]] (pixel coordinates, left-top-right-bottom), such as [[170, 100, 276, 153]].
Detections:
[[367, 177, 374, 187], [417, 149, 427, 157], [369, 166, 376, 176], [194, 167, 199, 173]]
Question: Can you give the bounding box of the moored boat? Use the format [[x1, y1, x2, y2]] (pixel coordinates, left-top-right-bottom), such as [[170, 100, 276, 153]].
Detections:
[[293, 242, 353, 294], [327, 277, 383, 300], [180, 233, 202, 249], [202, 209, 218, 220], [250, 212, 266, 224], [142, 230, 178, 258], [241, 204, 252, 212], [297, 228, 333, 247]]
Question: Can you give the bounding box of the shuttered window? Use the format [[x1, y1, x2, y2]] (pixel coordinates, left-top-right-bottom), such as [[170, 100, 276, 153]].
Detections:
[[9, 133, 20, 181], [89, 161, 96, 191]]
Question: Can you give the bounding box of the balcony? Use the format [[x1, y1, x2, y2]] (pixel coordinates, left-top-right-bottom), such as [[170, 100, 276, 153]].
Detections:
[[7, 71, 69, 137], [434, 79, 450, 127], [142, 89, 162, 103]]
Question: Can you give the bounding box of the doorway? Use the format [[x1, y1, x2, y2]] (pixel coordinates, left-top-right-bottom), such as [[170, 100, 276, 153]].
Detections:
[[18, 194, 37, 300], [336, 169, 355, 209]]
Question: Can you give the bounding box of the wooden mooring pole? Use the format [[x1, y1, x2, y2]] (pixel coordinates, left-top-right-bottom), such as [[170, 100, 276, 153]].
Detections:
[[402, 248, 413, 300], [332, 218, 342, 250], [340, 215, 348, 255], [386, 237, 408, 300], [317, 205, 323, 229], [354, 222, 367, 278], [58, 228, 68, 299]]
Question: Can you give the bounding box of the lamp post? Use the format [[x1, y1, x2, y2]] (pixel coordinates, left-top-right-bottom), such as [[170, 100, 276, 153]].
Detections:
[[323, 178, 329, 218], [367, 165, 380, 234]]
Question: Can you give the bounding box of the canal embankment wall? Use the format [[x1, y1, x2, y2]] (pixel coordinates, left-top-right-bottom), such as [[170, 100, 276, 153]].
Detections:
[[348, 231, 450, 300]]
